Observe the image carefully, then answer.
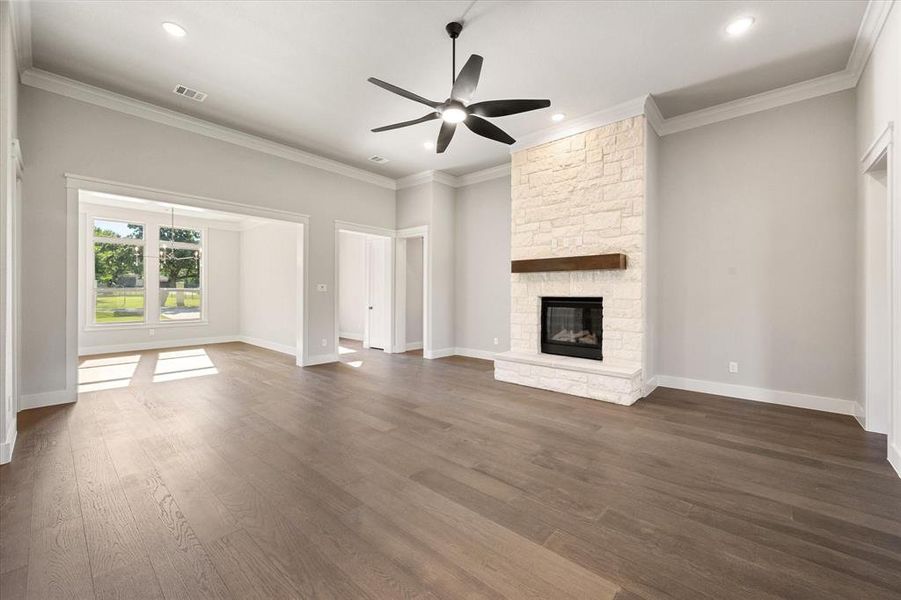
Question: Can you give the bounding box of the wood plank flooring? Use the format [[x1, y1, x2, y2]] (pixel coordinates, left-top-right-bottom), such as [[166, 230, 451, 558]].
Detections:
[[2, 340, 901, 599]]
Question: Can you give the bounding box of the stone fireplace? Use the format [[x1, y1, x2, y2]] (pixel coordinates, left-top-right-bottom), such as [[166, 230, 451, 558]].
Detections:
[[494, 115, 649, 405]]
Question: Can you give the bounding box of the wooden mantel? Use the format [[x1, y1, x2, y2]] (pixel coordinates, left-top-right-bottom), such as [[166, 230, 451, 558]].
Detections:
[[511, 253, 627, 273]]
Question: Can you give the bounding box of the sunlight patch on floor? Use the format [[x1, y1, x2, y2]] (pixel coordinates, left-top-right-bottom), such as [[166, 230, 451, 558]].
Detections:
[[338, 345, 357, 355], [345, 360, 363, 368], [78, 354, 140, 392], [152, 348, 219, 383]]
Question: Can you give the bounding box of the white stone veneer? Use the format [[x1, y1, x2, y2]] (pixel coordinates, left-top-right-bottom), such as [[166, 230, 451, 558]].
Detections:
[[495, 116, 647, 404]]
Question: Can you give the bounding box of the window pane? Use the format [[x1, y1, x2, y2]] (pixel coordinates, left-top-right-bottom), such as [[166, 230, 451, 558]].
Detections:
[[95, 289, 145, 323], [160, 226, 201, 245], [159, 248, 200, 289], [159, 289, 201, 321], [94, 219, 143, 240], [94, 243, 144, 288]]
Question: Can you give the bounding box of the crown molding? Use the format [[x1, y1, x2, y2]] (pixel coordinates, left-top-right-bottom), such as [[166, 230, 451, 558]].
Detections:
[[431, 170, 458, 188], [396, 170, 438, 190], [7, 0, 33, 76], [643, 95, 665, 136], [847, 0, 895, 84], [22, 68, 398, 190], [657, 69, 858, 136], [456, 163, 511, 186], [397, 163, 511, 190], [510, 95, 648, 151]]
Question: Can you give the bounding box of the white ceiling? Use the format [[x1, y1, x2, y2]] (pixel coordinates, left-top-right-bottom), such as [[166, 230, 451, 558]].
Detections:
[[30, 1, 866, 178]]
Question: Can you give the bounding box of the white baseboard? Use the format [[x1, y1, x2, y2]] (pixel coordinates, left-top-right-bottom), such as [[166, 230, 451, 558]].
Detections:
[[655, 375, 857, 416], [424, 347, 455, 359], [889, 442, 901, 479], [643, 375, 659, 397], [853, 401, 867, 430], [79, 335, 240, 356], [339, 331, 363, 341], [20, 387, 77, 411], [238, 335, 295, 356], [454, 347, 496, 361], [0, 422, 17, 465], [405, 341, 423, 351], [304, 353, 338, 366]]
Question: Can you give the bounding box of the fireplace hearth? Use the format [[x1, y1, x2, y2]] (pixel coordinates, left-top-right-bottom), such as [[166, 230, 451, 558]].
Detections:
[[541, 297, 603, 360]]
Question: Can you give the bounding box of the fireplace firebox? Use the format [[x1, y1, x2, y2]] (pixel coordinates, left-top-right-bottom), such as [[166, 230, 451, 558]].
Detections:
[[540, 297, 603, 360]]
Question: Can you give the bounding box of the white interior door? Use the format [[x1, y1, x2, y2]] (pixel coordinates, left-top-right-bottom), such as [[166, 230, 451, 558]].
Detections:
[[365, 237, 390, 350]]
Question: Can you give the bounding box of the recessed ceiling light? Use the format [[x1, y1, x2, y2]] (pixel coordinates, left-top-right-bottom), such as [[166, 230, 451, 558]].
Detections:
[[551, 113, 565, 122], [423, 141, 434, 150], [162, 22, 187, 37], [726, 16, 754, 37]]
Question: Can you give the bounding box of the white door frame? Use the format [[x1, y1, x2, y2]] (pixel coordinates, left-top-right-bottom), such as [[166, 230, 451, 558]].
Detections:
[[0, 139, 24, 464], [64, 174, 312, 406], [861, 122, 899, 475], [334, 221, 396, 355], [396, 226, 430, 357]]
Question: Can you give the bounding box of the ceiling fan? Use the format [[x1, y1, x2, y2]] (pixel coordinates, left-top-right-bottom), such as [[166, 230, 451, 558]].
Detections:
[[368, 21, 551, 153]]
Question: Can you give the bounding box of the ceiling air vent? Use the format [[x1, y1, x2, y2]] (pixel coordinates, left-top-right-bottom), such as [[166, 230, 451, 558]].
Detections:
[[173, 84, 207, 102], [368, 155, 389, 164]]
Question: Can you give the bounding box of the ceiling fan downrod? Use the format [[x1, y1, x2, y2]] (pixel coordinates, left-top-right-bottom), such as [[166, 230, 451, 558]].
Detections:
[[446, 21, 463, 86]]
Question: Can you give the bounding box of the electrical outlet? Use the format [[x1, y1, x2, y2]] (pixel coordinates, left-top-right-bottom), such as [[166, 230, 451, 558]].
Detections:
[[148, 328, 155, 336], [493, 337, 499, 345], [321, 338, 328, 347], [316, 283, 327, 292], [729, 361, 738, 374]]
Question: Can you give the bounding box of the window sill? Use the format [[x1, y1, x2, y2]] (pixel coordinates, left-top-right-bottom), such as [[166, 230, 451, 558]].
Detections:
[[84, 320, 209, 332]]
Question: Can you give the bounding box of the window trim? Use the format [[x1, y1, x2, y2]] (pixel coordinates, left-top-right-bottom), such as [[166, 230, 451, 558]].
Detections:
[[84, 212, 209, 331]]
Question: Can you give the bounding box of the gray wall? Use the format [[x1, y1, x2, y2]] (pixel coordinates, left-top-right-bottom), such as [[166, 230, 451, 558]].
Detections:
[[20, 86, 394, 396], [240, 221, 298, 350], [431, 182, 456, 352], [338, 231, 366, 339], [658, 90, 858, 402], [454, 176, 511, 354], [395, 180, 456, 353], [644, 124, 660, 383], [405, 237, 423, 346]]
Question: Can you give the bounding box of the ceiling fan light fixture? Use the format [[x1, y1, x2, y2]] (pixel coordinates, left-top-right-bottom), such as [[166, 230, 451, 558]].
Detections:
[[440, 107, 467, 124]]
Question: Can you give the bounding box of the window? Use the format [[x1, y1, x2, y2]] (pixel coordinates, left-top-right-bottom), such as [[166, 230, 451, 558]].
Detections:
[[159, 226, 202, 321], [92, 219, 145, 324]]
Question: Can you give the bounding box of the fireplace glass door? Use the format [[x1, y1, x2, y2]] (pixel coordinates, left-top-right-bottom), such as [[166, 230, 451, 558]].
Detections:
[[540, 297, 603, 360]]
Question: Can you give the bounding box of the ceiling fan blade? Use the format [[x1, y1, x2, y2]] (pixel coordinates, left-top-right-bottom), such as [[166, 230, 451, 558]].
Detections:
[[371, 112, 439, 132], [451, 54, 483, 103], [468, 99, 551, 118], [463, 115, 515, 145], [436, 121, 457, 153], [367, 77, 440, 109]]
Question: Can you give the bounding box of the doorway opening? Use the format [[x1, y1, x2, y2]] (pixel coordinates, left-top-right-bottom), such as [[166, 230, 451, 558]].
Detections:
[[66, 175, 310, 405], [863, 151, 890, 435], [336, 228, 393, 360]]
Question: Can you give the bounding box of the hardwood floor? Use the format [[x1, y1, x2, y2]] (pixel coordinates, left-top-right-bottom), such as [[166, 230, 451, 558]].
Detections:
[[2, 340, 901, 599]]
